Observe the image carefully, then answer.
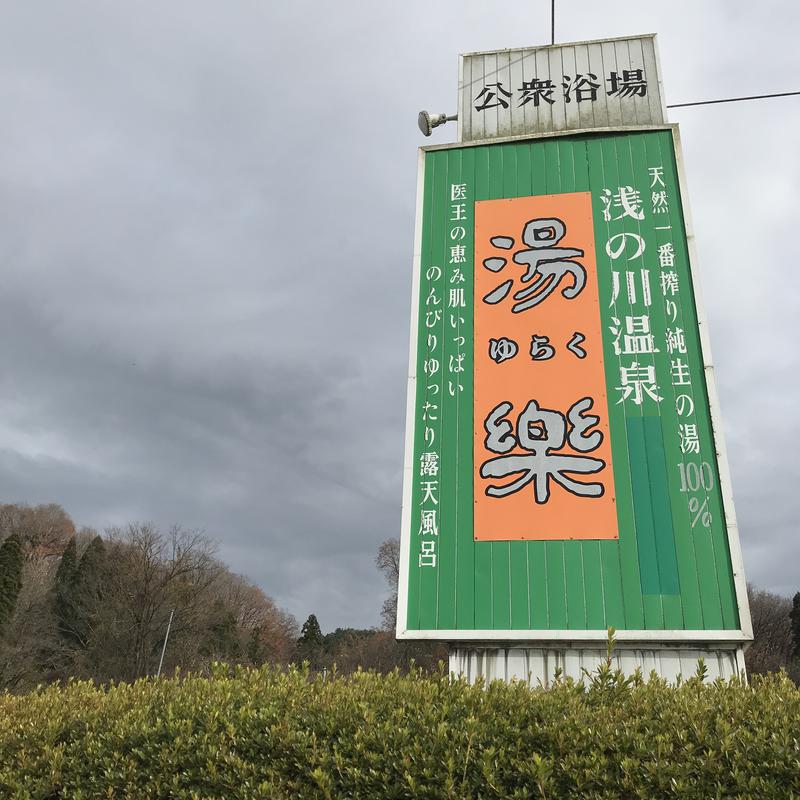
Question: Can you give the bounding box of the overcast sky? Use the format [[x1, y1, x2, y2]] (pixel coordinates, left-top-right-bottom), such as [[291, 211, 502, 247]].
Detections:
[[0, 1, 797, 630]]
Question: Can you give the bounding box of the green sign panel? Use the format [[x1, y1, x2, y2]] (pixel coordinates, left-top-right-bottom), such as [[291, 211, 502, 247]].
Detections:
[[397, 127, 748, 640]]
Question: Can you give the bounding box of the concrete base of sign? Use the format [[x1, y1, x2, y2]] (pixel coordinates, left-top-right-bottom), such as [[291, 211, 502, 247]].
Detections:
[[449, 644, 746, 686]]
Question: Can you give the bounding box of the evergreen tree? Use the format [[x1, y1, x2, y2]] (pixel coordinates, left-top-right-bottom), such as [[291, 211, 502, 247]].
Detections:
[[204, 600, 241, 660], [0, 534, 24, 633], [297, 613, 324, 667], [71, 536, 107, 647], [791, 592, 800, 659], [247, 625, 268, 666], [53, 538, 79, 643], [299, 614, 323, 647], [76, 537, 106, 604]]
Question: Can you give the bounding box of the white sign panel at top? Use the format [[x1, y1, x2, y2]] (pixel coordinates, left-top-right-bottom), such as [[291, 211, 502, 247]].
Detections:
[[458, 34, 667, 142]]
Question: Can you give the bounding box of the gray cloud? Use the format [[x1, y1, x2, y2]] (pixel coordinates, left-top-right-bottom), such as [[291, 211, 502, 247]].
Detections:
[[0, 0, 798, 630]]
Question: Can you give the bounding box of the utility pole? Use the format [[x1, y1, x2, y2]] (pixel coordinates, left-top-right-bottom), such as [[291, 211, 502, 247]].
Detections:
[[156, 609, 175, 678]]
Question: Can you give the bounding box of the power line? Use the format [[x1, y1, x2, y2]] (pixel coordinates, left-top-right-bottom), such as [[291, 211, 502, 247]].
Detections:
[[667, 90, 800, 109]]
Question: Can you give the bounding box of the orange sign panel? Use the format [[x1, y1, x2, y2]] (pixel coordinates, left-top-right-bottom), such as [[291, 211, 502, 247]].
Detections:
[[473, 192, 618, 541]]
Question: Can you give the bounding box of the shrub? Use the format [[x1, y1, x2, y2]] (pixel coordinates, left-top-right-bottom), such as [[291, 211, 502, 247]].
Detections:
[[1, 662, 799, 798]]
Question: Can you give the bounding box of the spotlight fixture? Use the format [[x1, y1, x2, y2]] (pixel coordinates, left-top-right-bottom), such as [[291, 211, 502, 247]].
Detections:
[[417, 110, 458, 137]]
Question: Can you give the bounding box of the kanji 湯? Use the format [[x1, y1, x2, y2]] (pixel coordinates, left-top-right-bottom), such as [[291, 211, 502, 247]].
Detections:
[[481, 217, 586, 313]]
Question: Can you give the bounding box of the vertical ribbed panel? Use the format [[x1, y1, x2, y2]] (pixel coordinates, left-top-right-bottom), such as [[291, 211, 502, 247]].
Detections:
[[403, 129, 741, 637], [458, 36, 666, 143], [449, 645, 746, 686]]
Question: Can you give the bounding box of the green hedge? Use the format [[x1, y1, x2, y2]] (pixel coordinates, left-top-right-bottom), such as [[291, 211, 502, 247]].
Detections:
[[2, 661, 799, 799]]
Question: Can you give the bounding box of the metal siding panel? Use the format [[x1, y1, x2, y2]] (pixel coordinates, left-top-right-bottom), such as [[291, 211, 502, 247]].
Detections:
[[642, 37, 665, 124], [639, 649, 659, 677], [530, 541, 549, 628], [418, 150, 450, 630], [628, 37, 650, 126], [657, 131, 736, 630], [557, 136, 588, 630], [561, 45, 581, 132], [487, 144, 511, 630], [397, 148, 426, 638], [565, 542, 587, 629], [679, 649, 703, 678], [457, 55, 464, 142], [521, 138, 549, 630], [642, 418, 683, 626], [471, 55, 484, 143], [670, 128, 746, 634], [627, 418, 663, 597], [460, 55, 471, 143], [542, 137, 567, 630], [564, 649, 582, 679], [409, 152, 438, 630], [622, 131, 665, 629], [505, 649, 528, 681], [534, 47, 554, 134], [582, 541, 604, 628], [641, 131, 699, 630], [598, 134, 645, 631], [574, 44, 597, 131], [467, 56, 481, 143], [450, 645, 744, 685], [458, 37, 665, 143], [587, 42, 608, 128], [548, 47, 567, 132], [583, 135, 626, 630], [455, 146, 476, 628], [545, 544, 567, 630], [436, 148, 459, 630], [485, 53, 499, 140], [472, 145, 493, 630], [602, 41, 623, 127], [571, 139, 605, 630], [615, 40, 637, 126], [508, 51, 525, 138], [496, 51, 513, 138], [405, 129, 746, 641], [658, 649, 683, 683], [657, 133, 722, 630], [518, 51, 536, 136], [501, 142, 531, 630]]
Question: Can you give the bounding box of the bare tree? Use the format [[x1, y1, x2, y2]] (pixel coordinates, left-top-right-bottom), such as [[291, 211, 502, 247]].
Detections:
[[0, 503, 76, 556], [376, 538, 400, 631], [0, 554, 61, 691], [101, 524, 222, 680], [207, 569, 298, 665], [746, 584, 797, 678]]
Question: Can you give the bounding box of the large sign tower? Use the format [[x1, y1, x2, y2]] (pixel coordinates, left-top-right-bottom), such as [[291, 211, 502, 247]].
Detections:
[[397, 35, 752, 683]]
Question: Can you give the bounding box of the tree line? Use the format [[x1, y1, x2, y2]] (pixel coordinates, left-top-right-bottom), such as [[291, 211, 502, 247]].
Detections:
[[0, 505, 443, 692], [746, 584, 800, 682], [0, 504, 297, 691], [1, 503, 796, 690]]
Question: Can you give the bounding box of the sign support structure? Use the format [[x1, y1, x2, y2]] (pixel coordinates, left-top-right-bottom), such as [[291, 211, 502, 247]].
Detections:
[[398, 37, 751, 684]]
